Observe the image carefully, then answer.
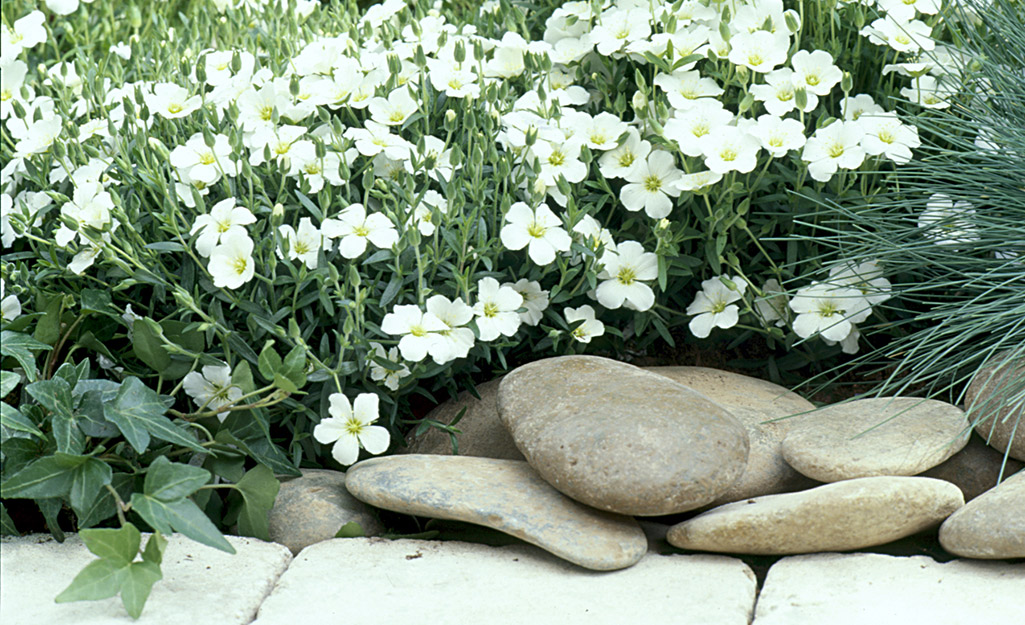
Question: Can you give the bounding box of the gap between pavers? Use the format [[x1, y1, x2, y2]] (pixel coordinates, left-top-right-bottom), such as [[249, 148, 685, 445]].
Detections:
[[251, 537, 757, 625], [0, 534, 292, 625], [752, 552, 1025, 625]]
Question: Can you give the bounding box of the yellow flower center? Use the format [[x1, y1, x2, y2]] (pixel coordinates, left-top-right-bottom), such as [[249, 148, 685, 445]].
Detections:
[[344, 417, 365, 435], [617, 267, 636, 285], [806, 73, 820, 86], [617, 152, 636, 168], [231, 256, 249, 276], [828, 143, 845, 158], [483, 302, 499, 317], [389, 110, 405, 123], [353, 225, 370, 237], [167, 103, 183, 114], [527, 221, 546, 238], [644, 175, 662, 192], [199, 151, 216, 165], [259, 105, 273, 121], [548, 150, 566, 167], [409, 324, 426, 337], [878, 130, 895, 144], [720, 148, 737, 162]]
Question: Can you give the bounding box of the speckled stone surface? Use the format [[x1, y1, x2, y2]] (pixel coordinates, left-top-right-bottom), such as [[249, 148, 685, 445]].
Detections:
[[781, 398, 971, 482], [498, 356, 749, 516], [967, 353, 1025, 461], [401, 377, 524, 460], [267, 469, 383, 554], [344, 455, 647, 571], [667, 476, 965, 555], [940, 470, 1025, 559], [648, 366, 818, 504]]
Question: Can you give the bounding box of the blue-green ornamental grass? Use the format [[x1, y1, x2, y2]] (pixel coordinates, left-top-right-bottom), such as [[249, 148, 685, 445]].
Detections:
[[0, 0, 1008, 617]]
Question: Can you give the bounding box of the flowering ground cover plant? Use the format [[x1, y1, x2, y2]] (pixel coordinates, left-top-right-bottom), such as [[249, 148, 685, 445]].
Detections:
[[0, 0, 1008, 617]]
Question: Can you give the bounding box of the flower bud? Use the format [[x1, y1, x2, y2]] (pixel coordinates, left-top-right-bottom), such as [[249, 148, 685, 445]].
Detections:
[[270, 203, 285, 228], [147, 137, 171, 160], [841, 71, 853, 94], [795, 86, 809, 111], [784, 9, 801, 34], [631, 90, 648, 116]]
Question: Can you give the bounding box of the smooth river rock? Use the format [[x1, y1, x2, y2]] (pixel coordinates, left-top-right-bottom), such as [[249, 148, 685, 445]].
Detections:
[[267, 469, 383, 554], [921, 432, 1024, 501], [343, 455, 647, 571], [648, 366, 818, 504], [498, 356, 749, 516], [967, 353, 1025, 461], [940, 470, 1025, 559], [781, 397, 970, 482], [667, 476, 965, 555], [402, 377, 524, 460]]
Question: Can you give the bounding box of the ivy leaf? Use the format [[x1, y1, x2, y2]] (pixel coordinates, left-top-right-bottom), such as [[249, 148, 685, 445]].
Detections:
[[68, 458, 113, 518], [129, 493, 235, 554], [0, 503, 18, 536], [143, 456, 210, 502], [0, 453, 90, 500], [25, 377, 73, 420], [1, 401, 45, 439], [80, 289, 114, 316], [77, 473, 133, 530], [233, 464, 280, 541], [34, 295, 65, 346], [120, 561, 163, 619], [54, 558, 126, 603], [77, 390, 120, 438], [80, 523, 140, 566], [142, 532, 167, 566], [105, 377, 204, 454], [37, 497, 65, 542], [1, 370, 20, 397]]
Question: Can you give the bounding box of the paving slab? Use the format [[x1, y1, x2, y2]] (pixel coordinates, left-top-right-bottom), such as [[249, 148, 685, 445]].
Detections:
[[0, 533, 292, 625], [753, 553, 1025, 625], [252, 537, 757, 625]]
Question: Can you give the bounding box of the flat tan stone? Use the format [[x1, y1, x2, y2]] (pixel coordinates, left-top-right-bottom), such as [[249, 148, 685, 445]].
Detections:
[[667, 476, 964, 555], [968, 352, 1025, 461], [499, 356, 749, 516], [344, 455, 647, 570], [402, 377, 524, 460], [781, 398, 970, 482], [648, 366, 818, 503], [921, 432, 1024, 501], [940, 470, 1025, 559]]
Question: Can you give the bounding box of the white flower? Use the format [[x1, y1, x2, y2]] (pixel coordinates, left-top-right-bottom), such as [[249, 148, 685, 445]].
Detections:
[[621, 151, 683, 219], [428, 62, 480, 99], [860, 17, 935, 53], [728, 30, 790, 73], [0, 58, 31, 121], [344, 121, 412, 160], [598, 127, 651, 179], [590, 8, 651, 56], [654, 70, 724, 111], [56, 183, 114, 248], [699, 126, 762, 175], [789, 282, 871, 342], [500, 202, 572, 266], [313, 393, 390, 466], [900, 75, 954, 109], [686, 275, 748, 339], [827, 260, 892, 306], [749, 115, 807, 157], [878, 0, 941, 21], [754, 278, 788, 328], [368, 342, 410, 391], [919, 194, 978, 247], [1, 279, 21, 322], [564, 305, 605, 343], [171, 133, 235, 185], [246, 124, 310, 167], [278, 217, 322, 269], [673, 170, 724, 193], [182, 364, 242, 420], [790, 50, 842, 97], [368, 87, 418, 126], [207, 228, 256, 289], [859, 113, 921, 163], [531, 138, 588, 186], [508, 279, 549, 326], [841, 94, 885, 122], [321, 203, 398, 259], [2, 11, 47, 57], [287, 144, 350, 193], [144, 82, 202, 119], [381, 304, 448, 362], [663, 100, 735, 157], [473, 277, 523, 341], [190, 198, 256, 258], [802, 122, 867, 182], [596, 241, 658, 311], [425, 295, 475, 365], [750, 68, 819, 117]]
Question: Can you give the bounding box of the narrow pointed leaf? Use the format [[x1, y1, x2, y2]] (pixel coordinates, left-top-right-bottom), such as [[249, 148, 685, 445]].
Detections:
[[142, 532, 167, 566], [143, 456, 210, 502], [120, 561, 163, 619], [105, 377, 204, 453], [55, 559, 126, 603], [79, 523, 140, 565], [1, 401, 45, 439], [1, 370, 19, 397], [69, 458, 113, 518]]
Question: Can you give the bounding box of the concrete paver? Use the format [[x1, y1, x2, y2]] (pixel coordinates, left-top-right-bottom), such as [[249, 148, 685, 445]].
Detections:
[[752, 553, 1025, 625], [251, 537, 757, 625], [0, 534, 292, 625]]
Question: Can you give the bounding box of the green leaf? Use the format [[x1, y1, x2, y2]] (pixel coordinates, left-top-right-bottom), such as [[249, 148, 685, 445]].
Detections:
[[34, 295, 65, 346], [55, 558, 125, 603], [52, 413, 86, 455], [132, 318, 171, 374], [214, 431, 300, 477], [272, 372, 298, 393], [1, 401, 45, 439], [0, 453, 89, 500], [69, 458, 113, 518], [77, 473, 132, 529], [233, 464, 280, 541], [142, 532, 167, 566], [75, 331, 116, 362], [230, 361, 255, 394], [120, 560, 162, 619], [105, 377, 204, 454], [38, 497, 65, 542], [80, 523, 140, 565], [25, 378, 73, 419], [77, 390, 120, 438], [144, 456, 210, 502], [1, 370, 20, 397], [334, 521, 364, 538], [257, 343, 282, 381], [130, 493, 235, 554], [0, 503, 18, 536], [80, 289, 113, 316]]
